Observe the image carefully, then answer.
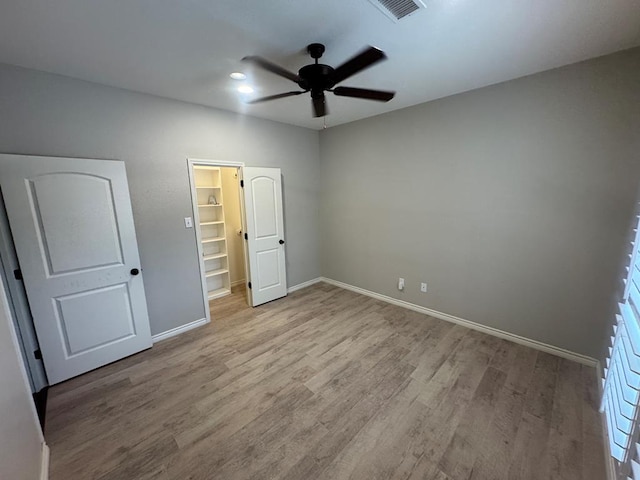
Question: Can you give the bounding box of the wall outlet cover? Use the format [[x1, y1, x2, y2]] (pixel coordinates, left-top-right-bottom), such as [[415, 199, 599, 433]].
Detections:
[[421, 282, 427, 293], [184, 217, 193, 228]]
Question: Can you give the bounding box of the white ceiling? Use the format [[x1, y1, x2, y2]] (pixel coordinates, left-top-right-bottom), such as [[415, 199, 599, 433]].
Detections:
[[1, 0, 639, 130]]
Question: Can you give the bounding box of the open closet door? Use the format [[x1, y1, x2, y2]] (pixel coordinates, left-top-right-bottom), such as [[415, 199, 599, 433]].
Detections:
[[0, 154, 152, 384], [241, 167, 287, 306]]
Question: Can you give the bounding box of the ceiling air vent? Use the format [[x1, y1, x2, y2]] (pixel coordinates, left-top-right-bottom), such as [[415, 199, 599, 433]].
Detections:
[[367, 0, 426, 22]]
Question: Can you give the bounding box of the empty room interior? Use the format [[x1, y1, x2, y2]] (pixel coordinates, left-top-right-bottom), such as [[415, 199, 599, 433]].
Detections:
[[1, 1, 639, 479]]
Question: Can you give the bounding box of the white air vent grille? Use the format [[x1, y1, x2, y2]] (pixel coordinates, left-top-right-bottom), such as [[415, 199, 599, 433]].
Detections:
[[368, 0, 426, 21]]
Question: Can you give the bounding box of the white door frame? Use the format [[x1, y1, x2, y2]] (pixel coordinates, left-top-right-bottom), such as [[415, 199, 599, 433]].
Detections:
[[187, 158, 247, 322]]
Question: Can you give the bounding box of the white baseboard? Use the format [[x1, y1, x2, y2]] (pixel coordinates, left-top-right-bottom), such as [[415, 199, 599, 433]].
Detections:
[[231, 279, 246, 287], [320, 277, 597, 367], [152, 317, 208, 343], [40, 443, 49, 480], [288, 277, 322, 294]]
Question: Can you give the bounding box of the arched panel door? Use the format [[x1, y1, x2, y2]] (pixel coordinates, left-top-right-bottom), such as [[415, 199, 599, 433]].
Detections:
[[241, 167, 287, 306], [0, 154, 152, 384]]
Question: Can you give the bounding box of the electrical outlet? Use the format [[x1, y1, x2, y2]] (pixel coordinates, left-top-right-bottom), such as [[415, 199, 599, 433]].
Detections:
[[184, 217, 193, 228], [421, 282, 427, 293], [398, 278, 405, 291]]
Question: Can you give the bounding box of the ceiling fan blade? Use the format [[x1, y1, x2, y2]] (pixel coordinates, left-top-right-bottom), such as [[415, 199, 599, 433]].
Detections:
[[245, 91, 305, 104], [333, 86, 395, 102], [312, 94, 327, 117], [242, 56, 300, 83], [331, 46, 387, 85]]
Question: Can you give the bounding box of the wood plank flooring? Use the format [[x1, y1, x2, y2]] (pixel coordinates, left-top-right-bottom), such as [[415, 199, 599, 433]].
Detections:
[[45, 283, 607, 480]]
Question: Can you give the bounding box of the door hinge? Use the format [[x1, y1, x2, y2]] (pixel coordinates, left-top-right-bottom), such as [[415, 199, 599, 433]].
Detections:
[[248, 282, 252, 289], [244, 232, 248, 240], [13, 269, 22, 280], [240, 180, 244, 188], [34, 349, 42, 360]]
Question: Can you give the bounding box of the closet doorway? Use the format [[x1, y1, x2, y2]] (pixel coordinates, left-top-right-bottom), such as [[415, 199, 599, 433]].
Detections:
[[189, 160, 247, 307], [187, 159, 288, 315]]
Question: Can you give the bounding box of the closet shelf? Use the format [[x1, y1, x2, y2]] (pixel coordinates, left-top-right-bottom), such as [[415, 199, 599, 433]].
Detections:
[[192, 162, 231, 303], [203, 253, 227, 261], [202, 237, 225, 243], [205, 268, 229, 278], [208, 287, 231, 300]]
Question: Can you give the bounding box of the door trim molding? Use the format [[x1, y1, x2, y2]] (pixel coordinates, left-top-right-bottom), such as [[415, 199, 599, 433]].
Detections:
[[187, 158, 245, 168], [152, 317, 208, 343], [320, 277, 598, 367]]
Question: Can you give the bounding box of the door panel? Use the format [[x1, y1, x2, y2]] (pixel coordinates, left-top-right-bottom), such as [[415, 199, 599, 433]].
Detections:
[[256, 249, 282, 288], [0, 154, 152, 384], [251, 178, 278, 238], [28, 173, 124, 275], [55, 283, 135, 356], [242, 167, 287, 306]]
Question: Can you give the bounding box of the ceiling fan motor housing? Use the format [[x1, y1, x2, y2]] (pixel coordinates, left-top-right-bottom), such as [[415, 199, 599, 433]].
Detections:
[[298, 64, 335, 93]]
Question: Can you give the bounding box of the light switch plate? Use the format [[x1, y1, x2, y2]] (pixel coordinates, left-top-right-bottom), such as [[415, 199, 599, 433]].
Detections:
[[184, 217, 193, 228]]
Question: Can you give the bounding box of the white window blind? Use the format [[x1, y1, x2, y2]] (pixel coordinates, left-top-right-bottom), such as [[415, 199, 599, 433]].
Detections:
[[602, 212, 640, 478]]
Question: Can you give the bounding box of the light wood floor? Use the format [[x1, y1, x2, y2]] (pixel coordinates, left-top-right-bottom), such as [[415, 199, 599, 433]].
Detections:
[[45, 283, 606, 480]]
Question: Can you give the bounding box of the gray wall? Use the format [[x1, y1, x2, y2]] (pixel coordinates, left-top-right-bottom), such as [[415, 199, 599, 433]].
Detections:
[[320, 48, 640, 358], [0, 64, 321, 336], [0, 274, 43, 480]]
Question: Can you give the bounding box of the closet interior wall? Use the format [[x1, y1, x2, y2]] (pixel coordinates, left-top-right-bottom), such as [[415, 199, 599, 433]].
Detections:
[[220, 168, 246, 288]]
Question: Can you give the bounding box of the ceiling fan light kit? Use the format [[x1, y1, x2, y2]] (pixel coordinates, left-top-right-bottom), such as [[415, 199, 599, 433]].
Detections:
[[242, 43, 395, 118]]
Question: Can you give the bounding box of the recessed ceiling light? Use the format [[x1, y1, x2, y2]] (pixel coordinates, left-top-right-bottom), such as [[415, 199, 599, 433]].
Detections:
[[230, 72, 247, 80], [237, 85, 254, 94]]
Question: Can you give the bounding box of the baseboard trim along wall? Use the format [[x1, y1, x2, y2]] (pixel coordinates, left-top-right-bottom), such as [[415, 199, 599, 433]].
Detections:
[[152, 276, 597, 367], [320, 277, 598, 367], [152, 317, 209, 343], [288, 277, 323, 293], [40, 443, 49, 480]]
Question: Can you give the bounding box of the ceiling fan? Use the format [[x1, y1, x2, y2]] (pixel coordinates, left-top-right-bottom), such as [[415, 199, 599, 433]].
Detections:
[[242, 43, 395, 118]]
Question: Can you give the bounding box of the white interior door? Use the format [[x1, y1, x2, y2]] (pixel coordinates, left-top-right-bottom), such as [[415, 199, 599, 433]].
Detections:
[[242, 167, 287, 306], [0, 154, 152, 384]]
